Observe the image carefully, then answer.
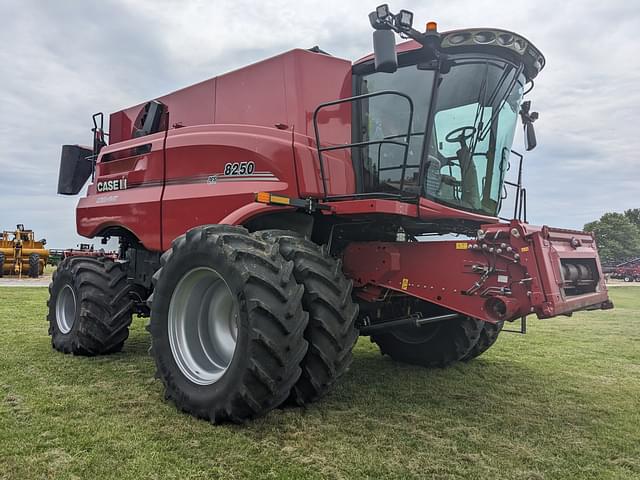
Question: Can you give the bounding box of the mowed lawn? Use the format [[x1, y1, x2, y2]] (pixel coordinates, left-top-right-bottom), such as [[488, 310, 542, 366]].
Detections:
[[0, 287, 638, 480]]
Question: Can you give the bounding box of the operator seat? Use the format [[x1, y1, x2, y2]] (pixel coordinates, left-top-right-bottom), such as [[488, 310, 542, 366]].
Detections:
[[424, 155, 442, 196], [457, 146, 481, 210]]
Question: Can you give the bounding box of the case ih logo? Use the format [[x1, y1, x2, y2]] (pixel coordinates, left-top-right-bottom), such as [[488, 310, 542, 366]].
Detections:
[[97, 178, 127, 192]]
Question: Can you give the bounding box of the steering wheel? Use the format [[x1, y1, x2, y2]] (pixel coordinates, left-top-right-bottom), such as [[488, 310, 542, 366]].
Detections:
[[445, 126, 477, 144]]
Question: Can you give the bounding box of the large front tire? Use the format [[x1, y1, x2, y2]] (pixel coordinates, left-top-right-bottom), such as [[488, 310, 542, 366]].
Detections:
[[371, 316, 482, 367], [47, 257, 133, 355], [255, 230, 359, 406], [148, 225, 308, 423]]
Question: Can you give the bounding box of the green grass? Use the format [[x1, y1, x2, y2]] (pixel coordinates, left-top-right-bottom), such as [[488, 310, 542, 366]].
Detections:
[[0, 288, 638, 480]]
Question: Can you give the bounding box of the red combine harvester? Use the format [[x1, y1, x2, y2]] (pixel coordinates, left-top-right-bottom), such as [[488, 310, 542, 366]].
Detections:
[[612, 258, 640, 282], [51, 5, 612, 423]]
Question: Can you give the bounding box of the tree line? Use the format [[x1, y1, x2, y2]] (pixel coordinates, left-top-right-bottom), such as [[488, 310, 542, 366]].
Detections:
[[584, 208, 640, 265]]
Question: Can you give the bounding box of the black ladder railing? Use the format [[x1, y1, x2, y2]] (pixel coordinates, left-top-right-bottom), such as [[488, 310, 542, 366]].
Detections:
[[312, 90, 414, 200], [500, 148, 527, 222]]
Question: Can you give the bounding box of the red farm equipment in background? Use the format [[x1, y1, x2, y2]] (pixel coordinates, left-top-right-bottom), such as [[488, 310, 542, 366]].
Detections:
[[611, 258, 640, 282], [50, 5, 612, 423]]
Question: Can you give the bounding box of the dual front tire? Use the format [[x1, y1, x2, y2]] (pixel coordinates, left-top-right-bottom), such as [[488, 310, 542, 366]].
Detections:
[[147, 226, 310, 422], [148, 226, 359, 422], [254, 230, 359, 406]]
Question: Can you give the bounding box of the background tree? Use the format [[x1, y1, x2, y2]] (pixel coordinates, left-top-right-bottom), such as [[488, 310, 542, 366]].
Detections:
[[584, 212, 640, 265], [624, 208, 640, 230]]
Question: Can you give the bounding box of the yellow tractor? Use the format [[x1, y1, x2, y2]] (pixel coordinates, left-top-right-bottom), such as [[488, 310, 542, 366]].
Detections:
[[0, 225, 49, 278]]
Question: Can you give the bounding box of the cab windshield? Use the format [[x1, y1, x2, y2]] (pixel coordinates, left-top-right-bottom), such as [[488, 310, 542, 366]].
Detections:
[[358, 55, 525, 217]]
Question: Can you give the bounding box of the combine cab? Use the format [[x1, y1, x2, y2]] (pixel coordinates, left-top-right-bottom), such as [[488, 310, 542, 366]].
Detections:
[[0, 225, 49, 278], [50, 5, 612, 423]]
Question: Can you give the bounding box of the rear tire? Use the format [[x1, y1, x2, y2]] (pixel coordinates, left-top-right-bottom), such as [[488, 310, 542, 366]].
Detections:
[[47, 257, 133, 355], [255, 230, 359, 406], [462, 320, 503, 361], [0, 253, 4, 277], [148, 225, 308, 423], [371, 316, 482, 367], [29, 253, 40, 278]]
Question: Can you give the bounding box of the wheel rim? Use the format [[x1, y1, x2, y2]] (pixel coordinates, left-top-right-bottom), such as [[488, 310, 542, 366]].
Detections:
[[168, 267, 239, 386], [55, 284, 76, 334]]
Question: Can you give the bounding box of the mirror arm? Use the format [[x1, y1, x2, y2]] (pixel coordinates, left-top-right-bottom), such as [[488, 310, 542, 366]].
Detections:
[[519, 101, 539, 151], [371, 11, 437, 47]]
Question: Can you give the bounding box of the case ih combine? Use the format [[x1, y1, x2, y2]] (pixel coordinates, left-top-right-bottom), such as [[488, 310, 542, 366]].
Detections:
[[51, 6, 612, 423]]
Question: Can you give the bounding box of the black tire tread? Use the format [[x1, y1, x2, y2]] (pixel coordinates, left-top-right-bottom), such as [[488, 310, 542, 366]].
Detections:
[[254, 230, 359, 405], [372, 316, 483, 368], [47, 256, 133, 355], [29, 253, 40, 278], [462, 320, 503, 361], [148, 224, 308, 423]]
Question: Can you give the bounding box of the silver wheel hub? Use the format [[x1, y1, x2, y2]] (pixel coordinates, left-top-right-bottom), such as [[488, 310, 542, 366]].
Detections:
[[168, 267, 239, 386], [55, 284, 76, 334]]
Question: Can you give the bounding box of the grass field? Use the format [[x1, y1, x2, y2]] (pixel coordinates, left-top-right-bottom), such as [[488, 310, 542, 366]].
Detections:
[[0, 287, 638, 480]]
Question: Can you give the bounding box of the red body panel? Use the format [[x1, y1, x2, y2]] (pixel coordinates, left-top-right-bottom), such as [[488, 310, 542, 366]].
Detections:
[[518, 224, 609, 316], [161, 125, 297, 249], [83, 49, 354, 250], [77, 131, 165, 250], [317, 197, 498, 223], [109, 49, 351, 145], [343, 221, 611, 323]]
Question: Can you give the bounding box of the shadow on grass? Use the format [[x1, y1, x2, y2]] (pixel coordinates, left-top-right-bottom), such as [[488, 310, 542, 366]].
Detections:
[[119, 331, 152, 357], [58, 324, 599, 436], [318, 348, 598, 432]]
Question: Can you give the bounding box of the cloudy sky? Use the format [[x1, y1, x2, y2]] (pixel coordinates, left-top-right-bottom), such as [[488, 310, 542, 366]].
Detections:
[[0, 0, 638, 247]]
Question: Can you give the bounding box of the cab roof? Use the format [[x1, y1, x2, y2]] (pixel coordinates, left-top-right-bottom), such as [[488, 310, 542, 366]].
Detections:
[[355, 28, 545, 81]]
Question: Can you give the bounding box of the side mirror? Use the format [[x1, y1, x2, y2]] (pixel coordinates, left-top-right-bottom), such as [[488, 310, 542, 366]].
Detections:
[[520, 100, 539, 151], [524, 123, 537, 151], [372, 29, 397, 73]]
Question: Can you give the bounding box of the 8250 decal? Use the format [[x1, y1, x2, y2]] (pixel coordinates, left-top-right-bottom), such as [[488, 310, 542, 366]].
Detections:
[[223, 161, 255, 176]]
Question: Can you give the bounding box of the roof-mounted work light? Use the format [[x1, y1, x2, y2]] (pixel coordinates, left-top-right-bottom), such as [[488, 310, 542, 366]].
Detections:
[[376, 4, 390, 20], [396, 9, 413, 30]]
